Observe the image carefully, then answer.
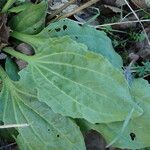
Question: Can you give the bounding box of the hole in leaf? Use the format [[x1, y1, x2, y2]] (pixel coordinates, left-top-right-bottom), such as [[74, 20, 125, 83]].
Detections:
[[63, 25, 67, 30], [130, 132, 136, 141], [95, 123, 99, 125], [79, 24, 83, 27], [48, 29, 51, 32], [57, 134, 60, 137], [75, 36, 78, 39], [55, 28, 61, 32], [34, 28, 36, 31]]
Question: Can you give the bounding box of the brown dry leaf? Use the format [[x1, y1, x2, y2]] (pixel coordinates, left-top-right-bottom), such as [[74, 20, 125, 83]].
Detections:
[[15, 43, 33, 70], [115, 0, 126, 7], [131, 0, 150, 9], [103, 4, 122, 13], [136, 28, 150, 59], [0, 13, 10, 50], [84, 130, 107, 150]]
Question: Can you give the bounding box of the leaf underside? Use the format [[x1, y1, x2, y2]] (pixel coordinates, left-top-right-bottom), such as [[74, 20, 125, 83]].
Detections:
[[92, 79, 150, 149], [38, 19, 123, 68], [0, 70, 85, 150], [18, 36, 142, 123], [11, 19, 122, 69]]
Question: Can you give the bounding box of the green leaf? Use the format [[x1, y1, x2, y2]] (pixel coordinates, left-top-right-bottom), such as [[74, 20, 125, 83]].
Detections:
[[8, 3, 32, 13], [38, 19, 123, 68], [3, 36, 143, 124], [9, 1, 47, 34], [5, 57, 20, 81], [92, 79, 150, 149], [10, 19, 122, 68], [0, 67, 86, 150]]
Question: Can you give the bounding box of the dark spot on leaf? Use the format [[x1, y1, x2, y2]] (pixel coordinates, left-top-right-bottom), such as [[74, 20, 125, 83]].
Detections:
[[75, 36, 78, 39], [48, 129, 50, 131], [48, 29, 51, 32], [63, 25, 67, 30], [34, 28, 36, 31], [79, 24, 83, 27], [95, 123, 99, 125], [55, 28, 61, 32], [57, 134, 60, 137], [130, 132, 136, 141]]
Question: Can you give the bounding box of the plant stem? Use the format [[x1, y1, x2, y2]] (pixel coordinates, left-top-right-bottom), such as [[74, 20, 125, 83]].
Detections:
[[0, 66, 7, 80], [3, 47, 31, 62], [2, 0, 16, 12], [10, 31, 38, 47]]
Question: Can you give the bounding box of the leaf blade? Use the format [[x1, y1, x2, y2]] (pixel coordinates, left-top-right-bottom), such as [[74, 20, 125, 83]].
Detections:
[[92, 79, 150, 149], [0, 69, 86, 150], [19, 36, 143, 123]]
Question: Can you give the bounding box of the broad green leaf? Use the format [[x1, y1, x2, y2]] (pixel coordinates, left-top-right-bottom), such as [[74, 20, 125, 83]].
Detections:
[[0, 67, 86, 150], [11, 19, 122, 68], [5, 57, 20, 81], [38, 19, 123, 68], [3, 36, 143, 124], [91, 79, 150, 149], [9, 1, 47, 34]]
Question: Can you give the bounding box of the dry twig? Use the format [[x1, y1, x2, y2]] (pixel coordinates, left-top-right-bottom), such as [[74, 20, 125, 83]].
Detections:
[[124, 0, 150, 46], [48, 0, 76, 20], [58, 0, 100, 19], [0, 123, 29, 129]]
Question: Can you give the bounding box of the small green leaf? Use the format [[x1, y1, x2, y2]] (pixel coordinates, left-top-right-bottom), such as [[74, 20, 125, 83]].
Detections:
[[92, 79, 150, 149], [3, 36, 143, 124], [0, 68, 86, 150], [9, 1, 47, 34], [5, 57, 20, 81]]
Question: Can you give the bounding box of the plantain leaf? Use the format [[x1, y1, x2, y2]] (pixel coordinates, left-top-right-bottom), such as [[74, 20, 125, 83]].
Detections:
[[10, 19, 122, 68], [38, 19, 123, 68], [9, 1, 47, 34], [3, 36, 142, 124], [91, 79, 150, 149], [0, 67, 86, 150]]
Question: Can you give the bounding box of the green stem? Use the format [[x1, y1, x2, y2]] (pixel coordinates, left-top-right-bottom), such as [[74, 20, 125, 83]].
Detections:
[[0, 66, 7, 80], [3, 47, 31, 62], [10, 31, 38, 46], [2, 0, 16, 12]]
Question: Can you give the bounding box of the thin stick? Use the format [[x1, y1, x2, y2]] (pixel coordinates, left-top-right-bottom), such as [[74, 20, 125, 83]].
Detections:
[[124, 0, 150, 46], [0, 142, 16, 150], [48, 0, 76, 20], [58, 0, 100, 19], [94, 19, 150, 28], [0, 123, 29, 129]]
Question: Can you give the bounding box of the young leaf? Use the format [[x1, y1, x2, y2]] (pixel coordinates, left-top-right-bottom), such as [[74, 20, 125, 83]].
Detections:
[[11, 19, 123, 68], [3, 36, 143, 124], [0, 67, 86, 150], [92, 79, 150, 149], [9, 1, 47, 34]]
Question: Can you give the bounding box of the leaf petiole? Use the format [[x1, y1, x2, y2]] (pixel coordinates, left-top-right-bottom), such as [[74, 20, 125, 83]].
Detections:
[[3, 47, 31, 62]]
